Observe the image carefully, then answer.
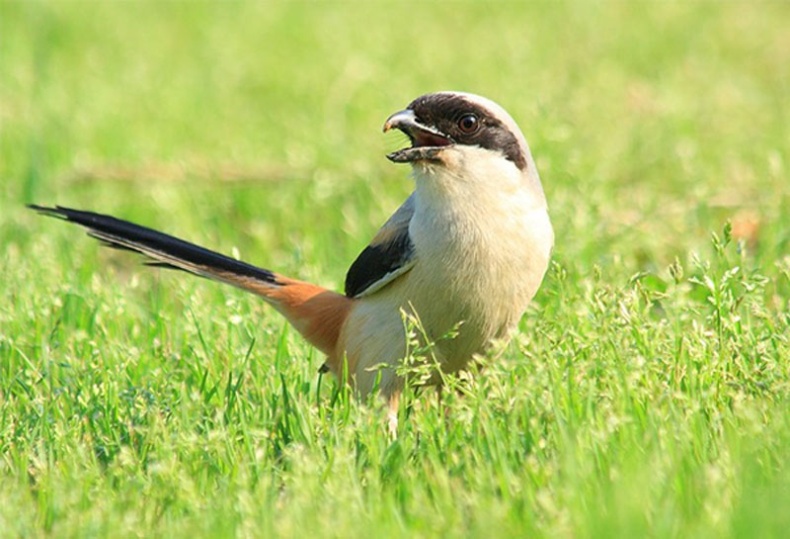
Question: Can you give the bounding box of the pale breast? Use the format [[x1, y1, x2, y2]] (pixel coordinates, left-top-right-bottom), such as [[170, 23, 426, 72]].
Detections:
[[404, 198, 553, 371]]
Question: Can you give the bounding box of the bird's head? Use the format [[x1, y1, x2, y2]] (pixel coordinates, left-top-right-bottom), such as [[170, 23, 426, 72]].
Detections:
[[384, 91, 535, 177]]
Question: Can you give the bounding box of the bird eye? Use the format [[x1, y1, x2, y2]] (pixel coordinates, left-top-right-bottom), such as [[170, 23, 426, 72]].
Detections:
[[457, 113, 479, 134]]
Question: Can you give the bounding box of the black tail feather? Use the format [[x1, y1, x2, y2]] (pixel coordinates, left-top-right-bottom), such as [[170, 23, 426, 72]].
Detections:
[[29, 204, 277, 285], [144, 261, 182, 270]]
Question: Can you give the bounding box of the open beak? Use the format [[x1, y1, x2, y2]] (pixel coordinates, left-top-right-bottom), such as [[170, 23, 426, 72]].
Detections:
[[383, 109, 453, 163]]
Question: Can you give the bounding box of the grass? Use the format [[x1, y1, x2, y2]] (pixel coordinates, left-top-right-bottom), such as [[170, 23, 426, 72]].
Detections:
[[2, 1, 789, 537]]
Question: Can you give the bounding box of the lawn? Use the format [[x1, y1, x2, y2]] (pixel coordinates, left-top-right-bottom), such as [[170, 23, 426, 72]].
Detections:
[[1, 2, 789, 537]]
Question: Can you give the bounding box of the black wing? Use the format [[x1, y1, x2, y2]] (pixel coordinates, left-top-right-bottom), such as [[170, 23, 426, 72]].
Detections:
[[344, 194, 416, 298]]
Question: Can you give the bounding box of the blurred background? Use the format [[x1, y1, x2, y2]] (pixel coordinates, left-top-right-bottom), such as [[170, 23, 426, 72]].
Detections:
[[3, 1, 787, 289]]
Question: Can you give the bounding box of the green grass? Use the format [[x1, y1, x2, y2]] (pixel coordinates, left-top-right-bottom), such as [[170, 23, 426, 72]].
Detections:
[[2, 1, 790, 537]]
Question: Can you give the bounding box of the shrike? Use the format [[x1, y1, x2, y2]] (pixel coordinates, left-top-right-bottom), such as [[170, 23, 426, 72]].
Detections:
[[30, 91, 553, 431]]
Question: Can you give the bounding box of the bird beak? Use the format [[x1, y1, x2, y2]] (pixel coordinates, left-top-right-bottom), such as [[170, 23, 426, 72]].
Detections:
[[383, 109, 453, 164], [383, 109, 417, 133]]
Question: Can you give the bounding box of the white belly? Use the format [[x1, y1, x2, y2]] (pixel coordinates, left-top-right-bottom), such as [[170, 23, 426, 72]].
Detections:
[[343, 204, 552, 397], [342, 146, 554, 398]]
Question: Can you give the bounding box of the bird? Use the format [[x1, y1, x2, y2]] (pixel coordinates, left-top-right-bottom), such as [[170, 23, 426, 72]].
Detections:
[[29, 91, 554, 433]]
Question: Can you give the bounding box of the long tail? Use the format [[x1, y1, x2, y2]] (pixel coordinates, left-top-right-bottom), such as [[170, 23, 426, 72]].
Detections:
[[29, 205, 352, 356]]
